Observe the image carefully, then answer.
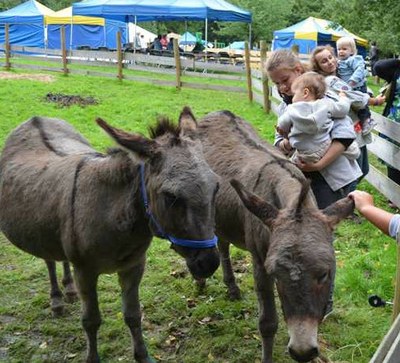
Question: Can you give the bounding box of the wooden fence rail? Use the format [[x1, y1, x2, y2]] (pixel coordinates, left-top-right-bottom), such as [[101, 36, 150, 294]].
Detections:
[[0, 28, 255, 97]]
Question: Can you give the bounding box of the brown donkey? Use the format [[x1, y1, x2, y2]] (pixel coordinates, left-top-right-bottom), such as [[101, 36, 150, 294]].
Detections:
[[0, 115, 220, 363], [179, 108, 354, 363]]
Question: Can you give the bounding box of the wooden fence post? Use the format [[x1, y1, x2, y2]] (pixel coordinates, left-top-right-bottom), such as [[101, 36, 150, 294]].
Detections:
[[116, 31, 123, 81], [61, 26, 68, 76], [5, 24, 10, 70], [173, 38, 181, 90], [260, 40, 270, 113], [393, 247, 400, 321], [244, 41, 253, 102]]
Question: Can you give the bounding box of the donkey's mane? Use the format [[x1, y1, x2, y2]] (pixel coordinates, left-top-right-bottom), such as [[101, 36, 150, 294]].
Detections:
[[148, 117, 181, 140]]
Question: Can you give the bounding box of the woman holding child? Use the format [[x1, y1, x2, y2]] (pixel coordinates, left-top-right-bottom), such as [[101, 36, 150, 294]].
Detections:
[[310, 43, 385, 181], [266, 49, 363, 209]]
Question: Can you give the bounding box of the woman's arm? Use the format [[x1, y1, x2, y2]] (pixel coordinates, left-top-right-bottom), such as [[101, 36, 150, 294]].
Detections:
[[296, 140, 345, 171]]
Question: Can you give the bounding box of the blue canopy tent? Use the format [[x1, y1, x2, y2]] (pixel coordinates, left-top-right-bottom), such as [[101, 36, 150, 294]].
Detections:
[[72, 0, 252, 51], [0, 0, 55, 48], [72, 0, 252, 23], [45, 7, 126, 50], [272, 17, 368, 57]]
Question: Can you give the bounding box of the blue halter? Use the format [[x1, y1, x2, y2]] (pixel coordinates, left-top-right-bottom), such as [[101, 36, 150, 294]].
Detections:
[[139, 163, 218, 249]]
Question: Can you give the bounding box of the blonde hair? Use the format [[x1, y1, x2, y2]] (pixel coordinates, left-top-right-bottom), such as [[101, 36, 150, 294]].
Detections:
[[336, 36, 357, 55], [265, 49, 307, 75], [291, 72, 327, 99], [310, 45, 336, 76]]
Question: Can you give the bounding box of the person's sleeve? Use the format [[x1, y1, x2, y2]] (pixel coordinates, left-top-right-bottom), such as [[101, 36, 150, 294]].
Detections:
[[328, 98, 351, 118], [277, 111, 292, 132], [389, 214, 400, 242], [374, 59, 400, 83], [349, 56, 367, 85]]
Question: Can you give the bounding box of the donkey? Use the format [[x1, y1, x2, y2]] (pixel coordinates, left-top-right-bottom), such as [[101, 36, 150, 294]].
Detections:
[[0, 115, 220, 363], [179, 108, 354, 363]]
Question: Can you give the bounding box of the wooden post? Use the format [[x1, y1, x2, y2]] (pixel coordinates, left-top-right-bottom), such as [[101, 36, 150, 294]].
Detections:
[[260, 40, 270, 113], [393, 246, 400, 321], [60, 26, 68, 75], [116, 31, 123, 81], [173, 38, 181, 90], [5, 24, 10, 70], [244, 41, 253, 102]]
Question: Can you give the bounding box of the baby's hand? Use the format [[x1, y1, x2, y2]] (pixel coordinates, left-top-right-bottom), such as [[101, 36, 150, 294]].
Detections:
[[338, 91, 347, 98], [276, 126, 288, 138]]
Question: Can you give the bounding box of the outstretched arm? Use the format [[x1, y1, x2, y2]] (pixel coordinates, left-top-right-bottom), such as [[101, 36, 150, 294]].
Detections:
[[349, 191, 394, 235]]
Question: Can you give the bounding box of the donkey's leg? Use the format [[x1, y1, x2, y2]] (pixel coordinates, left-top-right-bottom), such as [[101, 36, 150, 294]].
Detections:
[[45, 260, 64, 316], [219, 240, 241, 300], [252, 254, 278, 363], [73, 267, 101, 363], [118, 259, 154, 363], [62, 261, 78, 303]]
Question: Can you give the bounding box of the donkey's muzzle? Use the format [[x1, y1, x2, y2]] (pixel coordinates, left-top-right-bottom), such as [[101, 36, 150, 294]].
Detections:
[[187, 248, 220, 279]]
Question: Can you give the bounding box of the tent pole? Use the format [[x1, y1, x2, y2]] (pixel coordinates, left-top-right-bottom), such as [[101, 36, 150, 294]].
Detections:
[[205, 18, 208, 68], [248, 23, 252, 49], [70, 17, 73, 52]]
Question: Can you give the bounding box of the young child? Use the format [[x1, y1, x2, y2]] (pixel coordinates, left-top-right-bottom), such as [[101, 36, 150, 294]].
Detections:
[[349, 190, 400, 242], [277, 71, 360, 164], [336, 37, 376, 135]]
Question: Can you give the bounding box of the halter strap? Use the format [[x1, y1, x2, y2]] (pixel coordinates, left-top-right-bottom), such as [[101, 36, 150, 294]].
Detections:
[[139, 163, 218, 249]]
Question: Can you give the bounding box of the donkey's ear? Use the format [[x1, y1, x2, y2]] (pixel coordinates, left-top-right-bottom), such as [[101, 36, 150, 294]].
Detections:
[[96, 118, 159, 159], [179, 106, 197, 135], [322, 196, 354, 228], [230, 179, 279, 228]]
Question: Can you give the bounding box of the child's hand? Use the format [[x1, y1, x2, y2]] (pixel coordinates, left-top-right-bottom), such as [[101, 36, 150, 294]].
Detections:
[[276, 126, 288, 138], [348, 190, 375, 212], [338, 91, 347, 98]]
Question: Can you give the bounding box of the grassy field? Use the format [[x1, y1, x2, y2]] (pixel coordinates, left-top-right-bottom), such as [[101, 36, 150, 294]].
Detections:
[[0, 68, 397, 363]]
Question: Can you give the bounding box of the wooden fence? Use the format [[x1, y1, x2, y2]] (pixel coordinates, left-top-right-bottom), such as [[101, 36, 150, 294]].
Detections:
[[0, 25, 267, 99]]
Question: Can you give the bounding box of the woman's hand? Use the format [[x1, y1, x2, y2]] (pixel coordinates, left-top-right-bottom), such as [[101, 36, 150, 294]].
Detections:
[[370, 94, 386, 106], [296, 159, 322, 172]]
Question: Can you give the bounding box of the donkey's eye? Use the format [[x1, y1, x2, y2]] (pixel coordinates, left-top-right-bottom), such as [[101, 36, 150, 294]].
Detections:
[[164, 192, 177, 207], [317, 272, 329, 284]]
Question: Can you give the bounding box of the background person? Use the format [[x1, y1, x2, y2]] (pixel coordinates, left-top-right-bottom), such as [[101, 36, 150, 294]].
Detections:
[[369, 41, 380, 84], [373, 58, 400, 208]]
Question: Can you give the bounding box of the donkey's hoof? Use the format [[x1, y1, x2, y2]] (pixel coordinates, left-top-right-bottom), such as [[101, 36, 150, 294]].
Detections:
[[51, 297, 65, 317], [228, 287, 241, 300], [64, 283, 78, 303], [64, 290, 78, 303]]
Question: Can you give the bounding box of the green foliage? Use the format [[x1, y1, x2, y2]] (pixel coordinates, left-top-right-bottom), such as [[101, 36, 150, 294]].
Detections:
[[0, 69, 396, 362]]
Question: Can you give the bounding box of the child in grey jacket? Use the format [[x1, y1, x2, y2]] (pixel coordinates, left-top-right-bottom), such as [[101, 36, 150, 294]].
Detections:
[[277, 71, 360, 164]]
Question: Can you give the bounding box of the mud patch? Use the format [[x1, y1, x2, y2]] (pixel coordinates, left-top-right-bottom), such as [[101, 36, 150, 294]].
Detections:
[[0, 72, 54, 82], [45, 93, 98, 107]]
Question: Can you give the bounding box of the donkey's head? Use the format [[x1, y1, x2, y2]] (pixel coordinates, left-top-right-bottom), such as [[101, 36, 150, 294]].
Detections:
[[231, 179, 354, 362], [96, 113, 220, 280]]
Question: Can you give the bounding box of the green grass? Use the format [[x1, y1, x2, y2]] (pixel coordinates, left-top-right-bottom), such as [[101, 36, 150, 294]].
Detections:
[[0, 69, 396, 363]]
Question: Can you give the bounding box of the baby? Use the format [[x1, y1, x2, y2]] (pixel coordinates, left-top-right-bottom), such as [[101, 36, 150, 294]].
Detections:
[[337, 36, 375, 135], [277, 71, 360, 164]]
